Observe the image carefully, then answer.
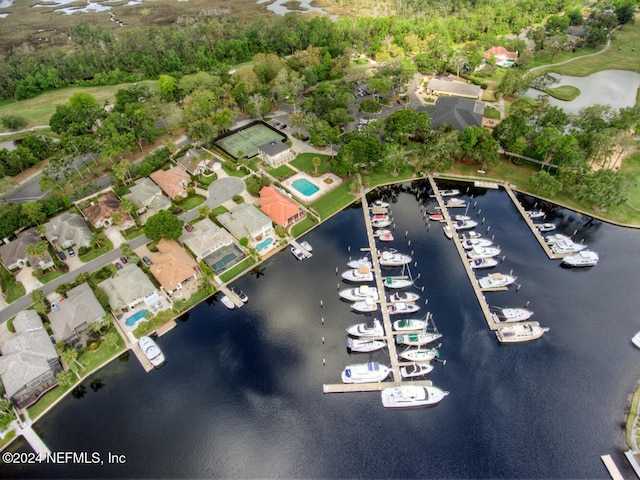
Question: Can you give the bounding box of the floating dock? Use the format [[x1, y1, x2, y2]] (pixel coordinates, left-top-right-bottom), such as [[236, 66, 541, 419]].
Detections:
[[428, 175, 503, 332], [323, 193, 438, 394], [503, 185, 566, 260], [600, 454, 624, 480]]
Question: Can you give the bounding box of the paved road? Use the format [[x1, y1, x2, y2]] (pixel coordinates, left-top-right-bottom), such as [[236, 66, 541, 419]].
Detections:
[[0, 234, 148, 323]]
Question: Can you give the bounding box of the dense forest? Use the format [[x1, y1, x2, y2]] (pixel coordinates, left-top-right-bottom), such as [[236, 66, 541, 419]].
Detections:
[[0, 0, 628, 102]]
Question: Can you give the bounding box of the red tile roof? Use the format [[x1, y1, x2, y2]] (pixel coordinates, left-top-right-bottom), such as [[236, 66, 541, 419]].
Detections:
[[258, 186, 304, 226]]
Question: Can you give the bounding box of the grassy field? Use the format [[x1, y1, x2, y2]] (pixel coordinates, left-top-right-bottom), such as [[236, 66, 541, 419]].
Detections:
[[531, 21, 640, 76], [545, 85, 580, 101], [0, 80, 158, 130]]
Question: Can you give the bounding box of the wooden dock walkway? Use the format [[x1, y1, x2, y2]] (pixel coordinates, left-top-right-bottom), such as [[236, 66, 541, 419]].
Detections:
[[156, 319, 177, 336], [600, 454, 624, 480], [213, 275, 245, 308], [503, 185, 565, 260], [19, 424, 51, 455], [427, 175, 502, 332], [323, 193, 421, 394]]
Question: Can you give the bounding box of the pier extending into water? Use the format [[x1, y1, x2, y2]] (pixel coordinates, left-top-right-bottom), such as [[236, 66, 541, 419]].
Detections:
[[322, 192, 434, 394], [427, 176, 502, 333]]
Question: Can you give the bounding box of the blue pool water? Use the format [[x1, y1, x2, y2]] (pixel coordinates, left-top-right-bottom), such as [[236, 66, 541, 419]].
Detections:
[[291, 178, 319, 196], [125, 309, 148, 327], [257, 237, 273, 250]]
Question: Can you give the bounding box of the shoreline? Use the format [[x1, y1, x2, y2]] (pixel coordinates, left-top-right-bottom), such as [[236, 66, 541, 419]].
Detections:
[[2, 173, 639, 456]]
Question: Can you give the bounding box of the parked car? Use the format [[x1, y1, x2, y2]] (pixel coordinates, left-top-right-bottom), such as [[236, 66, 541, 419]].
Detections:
[[120, 256, 128, 264], [56, 251, 66, 261], [67, 247, 75, 256], [115, 262, 123, 270], [142, 256, 152, 265], [184, 224, 194, 232], [279, 124, 287, 130], [273, 121, 281, 126]]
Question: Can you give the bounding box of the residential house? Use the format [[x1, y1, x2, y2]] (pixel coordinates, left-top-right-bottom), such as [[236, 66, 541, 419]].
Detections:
[[217, 204, 273, 242], [44, 212, 92, 251], [175, 148, 221, 176], [149, 166, 190, 201], [180, 218, 234, 261], [427, 97, 485, 131], [81, 191, 135, 230], [257, 141, 295, 168], [98, 264, 160, 313], [484, 46, 518, 67], [149, 239, 198, 296], [48, 282, 106, 346], [0, 310, 61, 408], [123, 177, 171, 224], [259, 186, 305, 227], [0, 227, 54, 271]]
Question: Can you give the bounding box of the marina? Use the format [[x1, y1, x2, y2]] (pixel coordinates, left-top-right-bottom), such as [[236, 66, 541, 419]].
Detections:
[[3, 178, 634, 479]]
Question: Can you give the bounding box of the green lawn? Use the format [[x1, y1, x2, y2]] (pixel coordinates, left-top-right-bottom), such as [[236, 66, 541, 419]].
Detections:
[[0, 80, 158, 131], [290, 153, 333, 175], [310, 181, 357, 219], [267, 165, 296, 180], [79, 240, 114, 263], [178, 194, 206, 211], [545, 85, 580, 101], [0, 265, 26, 303]]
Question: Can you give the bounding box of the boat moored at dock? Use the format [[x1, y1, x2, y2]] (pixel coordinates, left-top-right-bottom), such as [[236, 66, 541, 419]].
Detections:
[[347, 337, 387, 353], [382, 277, 413, 289], [342, 362, 391, 383], [466, 246, 501, 260], [379, 250, 412, 267], [562, 250, 599, 267], [491, 307, 534, 323], [470, 258, 498, 269], [347, 319, 384, 338], [339, 285, 379, 302], [139, 336, 165, 368], [341, 267, 374, 283], [401, 363, 434, 378], [393, 318, 429, 331], [388, 291, 420, 303], [396, 332, 442, 346], [478, 273, 516, 289], [381, 385, 449, 408], [495, 322, 549, 344], [388, 302, 420, 315]]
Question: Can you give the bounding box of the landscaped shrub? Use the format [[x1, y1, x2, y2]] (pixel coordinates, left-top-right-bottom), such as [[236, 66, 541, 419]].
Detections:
[[233, 195, 244, 204]]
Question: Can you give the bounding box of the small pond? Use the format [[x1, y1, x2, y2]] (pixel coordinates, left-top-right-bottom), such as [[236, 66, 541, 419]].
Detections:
[[524, 69, 640, 113]]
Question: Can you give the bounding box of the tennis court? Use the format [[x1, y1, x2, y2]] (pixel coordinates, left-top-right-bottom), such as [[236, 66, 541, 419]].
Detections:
[[215, 122, 287, 160]]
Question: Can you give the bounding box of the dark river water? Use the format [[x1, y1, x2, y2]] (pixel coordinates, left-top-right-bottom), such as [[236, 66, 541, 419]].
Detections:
[[4, 179, 640, 479]]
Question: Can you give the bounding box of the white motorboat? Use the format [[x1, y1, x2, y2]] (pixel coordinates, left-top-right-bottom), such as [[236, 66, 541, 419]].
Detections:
[[347, 319, 384, 337], [562, 250, 599, 267], [459, 231, 482, 240], [478, 273, 516, 289], [139, 336, 165, 368], [342, 362, 391, 383], [372, 199, 389, 208], [378, 232, 394, 242], [375, 229, 392, 237], [398, 348, 439, 363], [440, 189, 460, 197], [230, 286, 248, 303], [347, 257, 372, 269], [443, 225, 454, 239], [632, 332, 640, 349], [535, 223, 556, 232], [221, 295, 235, 309], [381, 385, 449, 408], [351, 298, 378, 313], [393, 318, 428, 331], [382, 277, 413, 289], [454, 215, 471, 221], [545, 233, 572, 244], [470, 258, 498, 269], [299, 240, 312, 252], [401, 363, 434, 378], [388, 302, 420, 315], [446, 198, 466, 207], [454, 219, 478, 230], [550, 238, 587, 254], [341, 267, 374, 282], [491, 307, 534, 323], [388, 291, 420, 303], [379, 250, 412, 267], [526, 209, 545, 219], [371, 218, 392, 228], [462, 238, 493, 249], [496, 322, 549, 344], [339, 285, 379, 302], [396, 332, 442, 346], [466, 246, 501, 260], [291, 246, 306, 260], [347, 337, 387, 353]]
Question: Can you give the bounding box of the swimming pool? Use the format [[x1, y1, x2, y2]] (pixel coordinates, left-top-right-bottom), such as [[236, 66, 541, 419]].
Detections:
[[125, 309, 148, 327], [257, 238, 273, 250], [291, 178, 319, 197]]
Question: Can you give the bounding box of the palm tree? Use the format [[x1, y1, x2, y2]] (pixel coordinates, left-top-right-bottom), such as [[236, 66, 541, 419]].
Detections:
[[312, 157, 321, 175]]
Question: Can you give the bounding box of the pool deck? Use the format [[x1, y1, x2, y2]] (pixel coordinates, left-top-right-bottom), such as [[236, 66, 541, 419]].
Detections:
[[281, 172, 342, 204]]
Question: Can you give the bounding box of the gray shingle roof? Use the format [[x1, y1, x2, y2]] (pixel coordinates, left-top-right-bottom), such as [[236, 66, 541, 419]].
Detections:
[[44, 212, 92, 249], [428, 97, 485, 131], [48, 282, 106, 342], [98, 264, 157, 311]]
